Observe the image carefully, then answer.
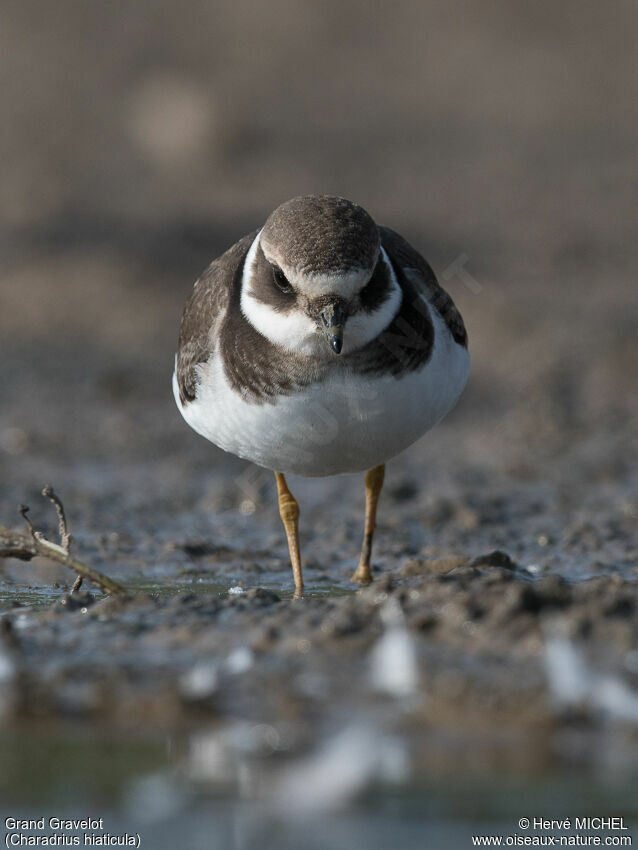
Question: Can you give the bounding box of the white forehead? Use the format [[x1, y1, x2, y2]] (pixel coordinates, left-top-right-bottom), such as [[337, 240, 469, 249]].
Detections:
[[258, 232, 378, 299]]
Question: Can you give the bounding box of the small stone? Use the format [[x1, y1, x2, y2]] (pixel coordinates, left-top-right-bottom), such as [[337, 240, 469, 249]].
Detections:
[[245, 587, 281, 604], [56, 591, 96, 612], [470, 550, 516, 570]]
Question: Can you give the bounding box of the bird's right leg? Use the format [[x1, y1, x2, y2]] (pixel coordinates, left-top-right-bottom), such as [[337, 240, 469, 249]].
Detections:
[[275, 472, 303, 594]]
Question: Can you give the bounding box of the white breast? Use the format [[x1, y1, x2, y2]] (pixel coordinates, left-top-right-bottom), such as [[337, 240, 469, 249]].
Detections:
[[173, 303, 469, 477]]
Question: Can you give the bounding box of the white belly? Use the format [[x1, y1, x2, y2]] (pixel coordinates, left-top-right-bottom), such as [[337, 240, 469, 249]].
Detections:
[[173, 310, 469, 477]]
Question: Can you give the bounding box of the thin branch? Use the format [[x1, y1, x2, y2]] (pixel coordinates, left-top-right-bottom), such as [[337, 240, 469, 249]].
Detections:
[[0, 523, 127, 597], [19, 505, 37, 540], [42, 485, 82, 591], [42, 486, 72, 552], [0, 525, 37, 561]]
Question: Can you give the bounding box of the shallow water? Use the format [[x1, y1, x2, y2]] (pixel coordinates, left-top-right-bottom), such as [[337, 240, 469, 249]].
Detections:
[[0, 581, 344, 615], [2, 727, 637, 850]]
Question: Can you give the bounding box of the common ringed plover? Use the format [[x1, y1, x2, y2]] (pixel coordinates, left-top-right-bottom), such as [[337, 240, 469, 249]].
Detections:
[[173, 195, 469, 593]]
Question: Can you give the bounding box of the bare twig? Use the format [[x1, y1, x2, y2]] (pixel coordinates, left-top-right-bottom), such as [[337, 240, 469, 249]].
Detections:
[[41, 485, 81, 591], [1, 488, 127, 597], [0, 526, 37, 561], [18, 505, 36, 540], [0, 523, 127, 596], [42, 486, 72, 551]]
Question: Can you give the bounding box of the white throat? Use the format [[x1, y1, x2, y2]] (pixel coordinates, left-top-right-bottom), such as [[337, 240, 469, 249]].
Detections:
[[240, 232, 402, 356]]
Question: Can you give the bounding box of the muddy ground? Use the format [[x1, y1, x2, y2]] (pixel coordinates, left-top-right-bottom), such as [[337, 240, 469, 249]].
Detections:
[[1, 1, 637, 845]]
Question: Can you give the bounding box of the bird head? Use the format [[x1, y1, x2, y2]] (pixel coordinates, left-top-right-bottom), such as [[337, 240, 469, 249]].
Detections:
[[240, 195, 401, 357]]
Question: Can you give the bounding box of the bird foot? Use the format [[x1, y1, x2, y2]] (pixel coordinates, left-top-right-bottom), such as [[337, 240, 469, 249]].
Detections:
[[351, 564, 372, 584]]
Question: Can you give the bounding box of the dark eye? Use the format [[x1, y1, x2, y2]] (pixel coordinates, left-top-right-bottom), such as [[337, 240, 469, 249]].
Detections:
[[272, 267, 293, 295]]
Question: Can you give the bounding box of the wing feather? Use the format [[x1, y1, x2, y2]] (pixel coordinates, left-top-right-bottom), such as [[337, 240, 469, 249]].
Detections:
[[380, 226, 468, 347], [175, 230, 258, 404]]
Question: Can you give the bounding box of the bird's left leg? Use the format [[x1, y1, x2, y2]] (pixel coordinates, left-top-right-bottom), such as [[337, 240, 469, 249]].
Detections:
[[351, 464, 385, 584], [275, 472, 303, 594]]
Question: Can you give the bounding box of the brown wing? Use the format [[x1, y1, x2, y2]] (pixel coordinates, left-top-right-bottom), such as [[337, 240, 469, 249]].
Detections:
[[175, 230, 259, 404], [379, 226, 468, 348]]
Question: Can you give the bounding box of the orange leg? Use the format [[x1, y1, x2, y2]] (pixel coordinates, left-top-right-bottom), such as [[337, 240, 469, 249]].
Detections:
[[351, 464, 385, 584], [275, 472, 303, 594]]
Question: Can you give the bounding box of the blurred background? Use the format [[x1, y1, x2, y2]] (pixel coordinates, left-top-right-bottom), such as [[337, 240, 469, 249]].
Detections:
[[2, 0, 637, 489], [1, 1, 637, 846]]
